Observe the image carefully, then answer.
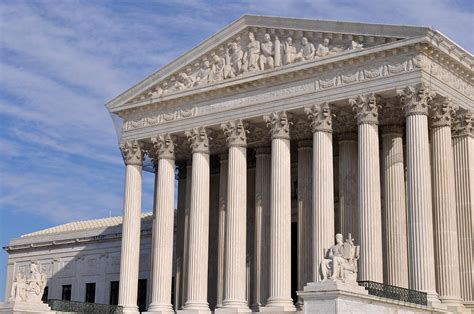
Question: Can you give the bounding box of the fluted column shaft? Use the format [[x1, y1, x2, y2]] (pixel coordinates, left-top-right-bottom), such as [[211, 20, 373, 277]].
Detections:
[[182, 161, 192, 307], [148, 135, 176, 313], [182, 128, 211, 313], [263, 112, 295, 311], [297, 140, 312, 307], [118, 141, 143, 314], [398, 84, 437, 301], [452, 115, 474, 302], [216, 155, 228, 308], [338, 133, 358, 240], [175, 164, 187, 310], [305, 103, 334, 283], [253, 148, 271, 310], [381, 126, 408, 288], [219, 120, 249, 312], [430, 101, 462, 306], [350, 94, 383, 282]]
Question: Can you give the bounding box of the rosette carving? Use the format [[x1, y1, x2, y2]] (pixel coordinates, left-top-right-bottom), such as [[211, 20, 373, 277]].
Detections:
[[349, 93, 379, 125], [221, 119, 248, 147], [120, 140, 143, 166], [185, 127, 210, 153], [397, 84, 435, 117], [452, 111, 474, 137], [305, 102, 333, 133], [430, 98, 459, 128], [150, 134, 175, 162], [263, 111, 291, 139]]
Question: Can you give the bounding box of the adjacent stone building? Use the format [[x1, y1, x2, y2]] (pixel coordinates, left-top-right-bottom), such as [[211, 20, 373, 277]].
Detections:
[[3, 15, 473, 313]]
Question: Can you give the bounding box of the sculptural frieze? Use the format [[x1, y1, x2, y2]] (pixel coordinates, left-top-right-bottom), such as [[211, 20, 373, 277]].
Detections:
[[10, 261, 47, 303], [128, 28, 380, 103], [320, 233, 360, 283]]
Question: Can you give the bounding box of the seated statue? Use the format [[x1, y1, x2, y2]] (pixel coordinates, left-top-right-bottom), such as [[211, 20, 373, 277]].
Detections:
[[320, 233, 359, 283], [10, 261, 47, 303]]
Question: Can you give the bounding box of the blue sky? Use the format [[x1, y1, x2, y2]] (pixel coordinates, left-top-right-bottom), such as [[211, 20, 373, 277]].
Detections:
[[0, 0, 472, 299]]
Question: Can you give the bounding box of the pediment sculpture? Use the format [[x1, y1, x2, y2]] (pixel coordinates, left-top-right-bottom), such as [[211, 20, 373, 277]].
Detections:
[[320, 233, 360, 283], [131, 28, 374, 103], [10, 261, 47, 303]]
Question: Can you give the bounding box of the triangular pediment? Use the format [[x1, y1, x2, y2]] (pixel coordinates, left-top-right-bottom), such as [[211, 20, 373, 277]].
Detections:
[[106, 15, 458, 113]]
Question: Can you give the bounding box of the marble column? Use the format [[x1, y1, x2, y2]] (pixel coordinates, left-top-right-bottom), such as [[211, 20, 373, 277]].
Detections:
[[338, 132, 358, 239], [118, 140, 143, 314], [217, 120, 250, 312], [182, 161, 192, 307], [381, 125, 408, 288], [398, 84, 438, 301], [452, 111, 474, 303], [175, 163, 187, 310], [147, 135, 176, 313], [216, 154, 228, 308], [350, 94, 383, 282], [252, 147, 271, 310], [430, 99, 463, 306], [180, 127, 211, 313], [305, 103, 334, 282], [296, 140, 312, 308], [262, 111, 295, 312]]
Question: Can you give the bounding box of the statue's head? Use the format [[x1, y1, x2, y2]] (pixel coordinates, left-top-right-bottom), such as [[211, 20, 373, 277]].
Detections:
[[264, 33, 271, 42], [335, 233, 343, 244], [302, 37, 308, 45], [323, 38, 330, 46], [287, 37, 293, 45], [203, 60, 210, 68], [248, 32, 255, 41]]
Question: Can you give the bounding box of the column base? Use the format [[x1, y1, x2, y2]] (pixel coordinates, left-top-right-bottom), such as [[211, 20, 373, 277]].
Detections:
[[178, 302, 211, 314], [177, 310, 211, 314], [143, 304, 174, 314], [260, 297, 295, 313], [215, 308, 251, 313], [120, 305, 140, 314]]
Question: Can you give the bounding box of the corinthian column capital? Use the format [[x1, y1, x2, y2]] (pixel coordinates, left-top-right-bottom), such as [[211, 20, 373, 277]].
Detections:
[[150, 134, 175, 163], [453, 111, 474, 137], [185, 127, 210, 153], [430, 98, 459, 128], [397, 83, 436, 117], [221, 119, 248, 147], [349, 93, 379, 125], [263, 111, 291, 139], [305, 102, 333, 133], [120, 140, 143, 166]]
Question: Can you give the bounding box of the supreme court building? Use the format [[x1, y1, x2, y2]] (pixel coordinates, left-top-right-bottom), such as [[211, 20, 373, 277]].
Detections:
[[104, 15, 474, 313]]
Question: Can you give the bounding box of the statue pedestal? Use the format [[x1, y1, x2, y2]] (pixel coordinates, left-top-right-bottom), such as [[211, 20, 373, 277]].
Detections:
[[0, 301, 54, 313], [297, 280, 446, 314]]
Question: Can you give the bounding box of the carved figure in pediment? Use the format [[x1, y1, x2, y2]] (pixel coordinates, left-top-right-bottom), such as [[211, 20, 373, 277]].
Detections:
[[296, 37, 315, 61], [174, 72, 194, 90], [350, 40, 364, 50], [259, 33, 274, 70], [150, 86, 164, 98], [194, 60, 211, 86], [274, 36, 282, 67], [209, 54, 226, 83], [224, 42, 243, 78], [243, 32, 260, 72], [283, 36, 297, 65], [316, 38, 330, 57]]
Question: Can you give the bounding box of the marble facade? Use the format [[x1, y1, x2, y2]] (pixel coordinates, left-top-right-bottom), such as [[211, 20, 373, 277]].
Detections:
[[106, 15, 473, 314], [3, 15, 473, 314]]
